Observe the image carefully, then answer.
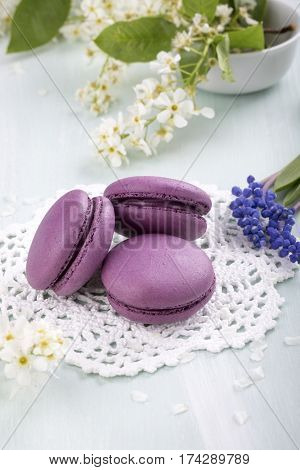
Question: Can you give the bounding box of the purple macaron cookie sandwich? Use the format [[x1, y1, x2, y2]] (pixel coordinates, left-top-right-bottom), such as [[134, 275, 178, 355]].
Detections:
[[104, 176, 211, 240], [101, 234, 216, 325], [26, 189, 115, 296]]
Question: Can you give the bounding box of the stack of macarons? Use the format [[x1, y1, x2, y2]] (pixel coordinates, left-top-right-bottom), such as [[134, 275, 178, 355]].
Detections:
[[26, 176, 215, 324]]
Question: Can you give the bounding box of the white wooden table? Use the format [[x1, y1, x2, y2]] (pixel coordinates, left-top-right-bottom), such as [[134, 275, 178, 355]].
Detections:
[[0, 2, 299, 449]]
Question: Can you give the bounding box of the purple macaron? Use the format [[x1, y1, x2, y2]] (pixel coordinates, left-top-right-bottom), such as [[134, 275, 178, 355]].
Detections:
[[104, 176, 211, 240], [26, 189, 115, 296], [101, 234, 216, 324]]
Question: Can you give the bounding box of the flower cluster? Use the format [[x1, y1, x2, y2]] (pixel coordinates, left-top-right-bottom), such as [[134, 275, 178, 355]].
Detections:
[[61, 0, 172, 42], [230, 176, 300, 264], [172, 1, 257, 50], [93, 51, 214, 167], [0, 314, 70, 387], [76, 57, 126, 115], [1, 0, 259, 165], [63, 0, 258, 165]]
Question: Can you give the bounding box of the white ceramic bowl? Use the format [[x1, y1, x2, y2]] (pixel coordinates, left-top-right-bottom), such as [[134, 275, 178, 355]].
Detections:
[[198, 0, 300, 94]]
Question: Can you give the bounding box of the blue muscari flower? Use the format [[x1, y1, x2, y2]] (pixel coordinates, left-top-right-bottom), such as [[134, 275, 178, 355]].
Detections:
[[230, 176, 300, 264], [247, 175, 255, 184], [232, 186, 242, 197]]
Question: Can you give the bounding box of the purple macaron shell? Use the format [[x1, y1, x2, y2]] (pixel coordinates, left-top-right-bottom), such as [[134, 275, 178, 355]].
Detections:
[[101, 234, 216, 324], [104, 176, 211, 240], [53, 196, 115, 296], [26, 190, 92, 290], [26, 190, 115, 296]]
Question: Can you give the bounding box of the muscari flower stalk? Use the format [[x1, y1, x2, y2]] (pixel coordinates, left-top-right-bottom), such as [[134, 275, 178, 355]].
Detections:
[[230, 175, 300, 264]]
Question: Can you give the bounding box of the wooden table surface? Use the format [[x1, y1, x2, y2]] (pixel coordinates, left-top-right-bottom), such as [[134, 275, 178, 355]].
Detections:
[[0, 1, 299, 449]]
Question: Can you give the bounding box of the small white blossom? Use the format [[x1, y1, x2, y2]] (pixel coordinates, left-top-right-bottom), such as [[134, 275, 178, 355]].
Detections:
[[134, 78, 163, 108], [127, 127, 152, 157], [0, 316, 70, 389], [76, 58, 125, 115], [105, 58, 127, 83], [172, 31, 193, 51], [200, 23, 212, 34], [80, 15, 113, 40], [150, 125, 174, 150], [0, 342, 45, 386], [76, 77, 113, 115], [127, 103, 148, 129], [150, 51, 181, 75], [162, 0, 184, 27], [60, 23, 86, 41], [155, 88, 195, 128], [215, 4, 233, 26], [84, 42, 101, 62], [189, 13, 203, 34], [96, 134, 127, 167], [139, 0, 163, 17], [239, 6, 258, 25], [32, 321, 68, 360], [81, 0, 104, 19], [0, 316, 34, 350]]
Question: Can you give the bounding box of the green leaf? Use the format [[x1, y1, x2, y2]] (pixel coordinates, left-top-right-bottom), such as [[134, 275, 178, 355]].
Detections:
[[253, 0, 267, 21], [182, 0, 218, 22], [216, 34, 234, 82], [283, 183, 300, 207], [7, 0, 71, 53], [274, 155, 300, 193], [94, 17, 177, 63], [228, 24, 265, 51]]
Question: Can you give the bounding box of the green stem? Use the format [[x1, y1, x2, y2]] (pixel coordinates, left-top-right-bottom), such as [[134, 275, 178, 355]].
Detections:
[[189, 47, 203, 55], [145, 116, 156, 127], [180, 62, 199, 69], [189, 41, 210, 86], [98, 56, 109, 79], [180, 69, 192, 76]]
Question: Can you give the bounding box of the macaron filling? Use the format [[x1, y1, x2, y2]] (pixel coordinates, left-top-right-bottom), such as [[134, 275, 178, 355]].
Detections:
[[108, 192, 210, 215], [106, 276, 216, 317], [49, 197, 95, 289]]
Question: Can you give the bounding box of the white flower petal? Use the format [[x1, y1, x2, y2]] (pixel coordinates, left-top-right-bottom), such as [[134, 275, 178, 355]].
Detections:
[[17, 369, 31, 387], [249, 366, 264, 381], [0, 346, 16, 362], [249, 350, 264, 362], [200, 107, 215, 119], [284, 336, 300, 346], [233, 410, 249, 425], [172, 403, 188, 415], [173, 114, 188, 128], [179, 100, 194, 116], [110, 154, 122, 167], [33, 356, 49, 372], [249, 338, 267, 352], [131, 390, 148, 403], [155, 92, 171, 107], [157, 109, 171, 123], [4, 363, 18, 379], [233, 376, 252, 390], [174, 88, 186, 102]]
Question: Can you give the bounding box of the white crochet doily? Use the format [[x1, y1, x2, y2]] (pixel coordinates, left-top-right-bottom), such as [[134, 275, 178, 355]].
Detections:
[[0, 183, 297, 377]]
